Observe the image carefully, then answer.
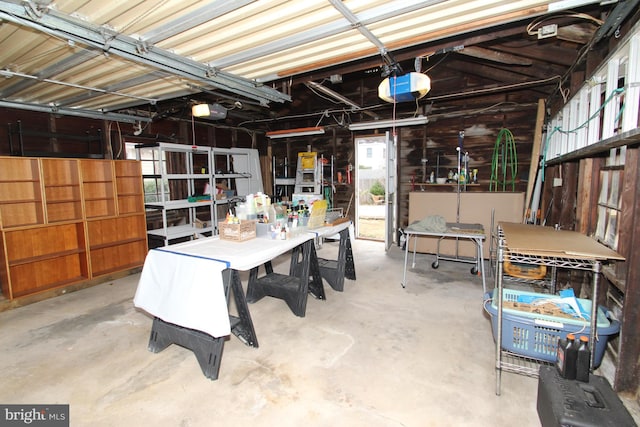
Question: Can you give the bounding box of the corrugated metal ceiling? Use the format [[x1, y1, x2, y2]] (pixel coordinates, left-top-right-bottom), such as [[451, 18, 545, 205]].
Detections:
[[0, 0, 601, 123]]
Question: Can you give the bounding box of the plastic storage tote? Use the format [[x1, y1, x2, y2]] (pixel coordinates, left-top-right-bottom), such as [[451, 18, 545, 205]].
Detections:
[[484, 288, 619, 367]]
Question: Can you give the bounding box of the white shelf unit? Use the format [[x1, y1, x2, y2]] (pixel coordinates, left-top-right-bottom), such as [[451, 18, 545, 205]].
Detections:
[[210, 147, 264, 233], [136, 142, 214, 246]]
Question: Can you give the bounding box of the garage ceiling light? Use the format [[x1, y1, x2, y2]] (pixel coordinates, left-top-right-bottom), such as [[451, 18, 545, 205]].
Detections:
[[266, 126, 325, 139], [348, 116, 428, 131]]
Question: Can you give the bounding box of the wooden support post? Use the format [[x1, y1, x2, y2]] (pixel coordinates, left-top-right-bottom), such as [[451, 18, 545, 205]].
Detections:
[[523, 98, 545, 221]]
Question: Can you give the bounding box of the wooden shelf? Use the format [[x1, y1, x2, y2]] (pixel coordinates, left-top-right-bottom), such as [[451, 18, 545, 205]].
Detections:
[[86, 213, 147, 277], [80, 159, 116, 218], [8, 248, 87, 267], [42, 159, 83, 223], [115, 161, 143, 215], [414, 182, 480, 186], [0, 157, 43, 228], [2, 221, 89, 299]]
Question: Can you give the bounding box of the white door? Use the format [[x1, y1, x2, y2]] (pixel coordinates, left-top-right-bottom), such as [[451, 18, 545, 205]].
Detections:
[[385, 131, 397, 251], [355, 135, 387, 241]]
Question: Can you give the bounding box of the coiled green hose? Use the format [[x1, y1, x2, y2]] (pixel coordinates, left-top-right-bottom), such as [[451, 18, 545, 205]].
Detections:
[[490, 128, 517, 192]]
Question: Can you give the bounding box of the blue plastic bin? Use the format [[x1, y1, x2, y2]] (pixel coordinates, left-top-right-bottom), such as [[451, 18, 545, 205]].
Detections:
[[484, 288, 619, 367]]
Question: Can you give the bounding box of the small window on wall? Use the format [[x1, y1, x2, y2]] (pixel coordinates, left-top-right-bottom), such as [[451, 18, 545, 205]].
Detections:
[[595, 147, 625, 249], [126, 142, 168, 203]]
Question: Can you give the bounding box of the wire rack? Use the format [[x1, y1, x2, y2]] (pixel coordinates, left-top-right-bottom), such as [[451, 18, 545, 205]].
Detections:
[[493, 224, 603, 395]]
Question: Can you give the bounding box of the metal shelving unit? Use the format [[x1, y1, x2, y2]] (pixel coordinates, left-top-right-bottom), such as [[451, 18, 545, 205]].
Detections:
[[493, 223, 616, 395], [137, 143, 264, 245], [136, 142, 214, 246], [210, 147, 264, 233]]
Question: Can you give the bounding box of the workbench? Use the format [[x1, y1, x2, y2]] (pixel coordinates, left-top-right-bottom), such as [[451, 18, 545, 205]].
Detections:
[[402, 222, 486, 293], [133, 222, 357, 380], [134, 231, 318, 379]]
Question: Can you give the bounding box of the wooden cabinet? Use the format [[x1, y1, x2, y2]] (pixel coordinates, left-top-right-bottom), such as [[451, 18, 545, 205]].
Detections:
[[0, 156, 147, 301]]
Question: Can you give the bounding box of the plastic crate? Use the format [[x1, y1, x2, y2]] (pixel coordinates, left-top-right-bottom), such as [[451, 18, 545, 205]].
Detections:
[[484, 288, 619, 367]]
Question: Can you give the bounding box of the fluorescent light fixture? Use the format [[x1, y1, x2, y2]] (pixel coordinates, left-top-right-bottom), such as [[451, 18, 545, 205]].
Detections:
[[192, 103, 227, 119], [547, 0, 601, 12], [266, 126, 325, 139], [348, 116, 428, 131]]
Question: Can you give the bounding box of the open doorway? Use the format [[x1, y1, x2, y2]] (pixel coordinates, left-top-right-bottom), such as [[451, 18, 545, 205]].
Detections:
[[355, 135, 387, 241]]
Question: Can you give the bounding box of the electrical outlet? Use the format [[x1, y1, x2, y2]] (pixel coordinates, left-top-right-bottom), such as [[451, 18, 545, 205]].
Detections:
[[553, 177, 563, 187], [537, 24, 558, 39]]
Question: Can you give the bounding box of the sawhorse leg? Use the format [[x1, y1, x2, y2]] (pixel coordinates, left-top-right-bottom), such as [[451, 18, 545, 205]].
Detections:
[[225, 269, 258, 348], [246, 240, 314, 317], [148, 317, 225, 380], [308, 243, 326, 300], [318, 228, 356, 291], [146, 268, 259, 380]]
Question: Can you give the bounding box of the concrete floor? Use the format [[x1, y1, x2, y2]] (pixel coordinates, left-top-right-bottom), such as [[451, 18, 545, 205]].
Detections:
[[0, 239, 636, 426]]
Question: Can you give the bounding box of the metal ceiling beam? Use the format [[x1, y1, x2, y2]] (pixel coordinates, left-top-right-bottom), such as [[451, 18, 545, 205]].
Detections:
[[0, 100, 152, 124], [305, 81, 379, 119], [328, 0, 395, 68], [0, 1, 290, 106], [0, 69, 158, 103]]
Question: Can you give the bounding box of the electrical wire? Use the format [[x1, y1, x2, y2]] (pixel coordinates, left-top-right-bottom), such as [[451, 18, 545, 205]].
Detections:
[[526, 12, 603, 36]]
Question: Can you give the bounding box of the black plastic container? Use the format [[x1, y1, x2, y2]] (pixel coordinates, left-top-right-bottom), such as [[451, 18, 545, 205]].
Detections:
[[557, 333, 578, 380], [537, 366, 637, 427], [576, 335, 591, 382]]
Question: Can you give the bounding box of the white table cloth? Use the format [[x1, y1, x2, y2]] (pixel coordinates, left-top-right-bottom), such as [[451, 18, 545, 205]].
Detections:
[[134, 249, 230, 338], [134, 232, 316, 337]]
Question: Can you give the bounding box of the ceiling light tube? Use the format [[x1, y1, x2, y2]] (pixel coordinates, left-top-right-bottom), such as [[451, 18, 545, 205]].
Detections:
[[266, 126, 325, 139], [348, 116, 428, 131]]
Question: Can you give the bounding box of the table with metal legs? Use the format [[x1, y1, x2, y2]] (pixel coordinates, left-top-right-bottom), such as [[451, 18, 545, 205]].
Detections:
[[401, 222, 486, 293]]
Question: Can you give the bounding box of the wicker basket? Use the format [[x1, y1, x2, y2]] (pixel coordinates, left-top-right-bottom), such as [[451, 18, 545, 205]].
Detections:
[[218, 220, 257, 241]]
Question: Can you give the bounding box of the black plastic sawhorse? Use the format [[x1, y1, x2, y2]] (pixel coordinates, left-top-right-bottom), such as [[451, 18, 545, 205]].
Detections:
[[317, 227, 356, 292], [246, 239, 325, 317], [147, 268, 258, 380]]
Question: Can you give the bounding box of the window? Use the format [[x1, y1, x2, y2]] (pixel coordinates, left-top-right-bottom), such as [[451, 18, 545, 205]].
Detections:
[[366, 147, 372, 158], [595, 147, 625, 249], [126, 142, 169, 203]]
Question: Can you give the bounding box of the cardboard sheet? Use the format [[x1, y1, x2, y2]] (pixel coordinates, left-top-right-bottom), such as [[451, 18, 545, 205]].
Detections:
[[499, 222, 624, 261]]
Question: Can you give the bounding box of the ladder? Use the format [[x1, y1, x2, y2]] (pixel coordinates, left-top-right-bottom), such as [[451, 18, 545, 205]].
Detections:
[[294, 151, 322, 194]]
